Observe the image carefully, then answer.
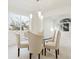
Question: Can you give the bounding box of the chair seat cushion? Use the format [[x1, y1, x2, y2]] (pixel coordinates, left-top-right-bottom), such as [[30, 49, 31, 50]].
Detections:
[[20, 40, 29, 48], [45, 42, 56, 49]]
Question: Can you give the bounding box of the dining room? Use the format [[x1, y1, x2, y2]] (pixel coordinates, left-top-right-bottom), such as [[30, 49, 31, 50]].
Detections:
[[8, 0, 71, 59]]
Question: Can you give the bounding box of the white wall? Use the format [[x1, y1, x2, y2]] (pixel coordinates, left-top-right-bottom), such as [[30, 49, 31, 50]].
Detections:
[[43, 6, 71, 37]]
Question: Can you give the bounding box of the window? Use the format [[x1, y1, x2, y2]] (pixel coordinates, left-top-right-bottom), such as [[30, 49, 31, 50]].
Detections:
[[8, 13, 31, 30]]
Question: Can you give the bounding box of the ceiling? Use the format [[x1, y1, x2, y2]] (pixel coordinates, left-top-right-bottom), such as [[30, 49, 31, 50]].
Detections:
[[8, 0, 71, 20]]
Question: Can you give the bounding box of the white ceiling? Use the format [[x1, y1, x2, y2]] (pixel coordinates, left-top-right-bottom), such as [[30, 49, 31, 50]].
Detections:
[[8, 0, 71, 20]]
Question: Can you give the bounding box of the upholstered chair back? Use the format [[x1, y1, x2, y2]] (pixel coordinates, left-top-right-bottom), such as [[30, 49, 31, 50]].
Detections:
[[54, 30, 61, 49], [27, 31, 43, 54], [52, 30, 56, 41], [16, 34, 20, 48]]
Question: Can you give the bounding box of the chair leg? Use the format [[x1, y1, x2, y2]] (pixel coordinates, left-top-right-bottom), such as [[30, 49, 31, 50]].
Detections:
[[38, 54, 40, 59], [58, 49, 59, 55], [29, 53, 32, 59], [47, 48, 50, 51], [44, 48, 46, 56], [55, 49, 58, 59], [18, 48, 20, 57], [48, 49, 50, 51], [41, 49, 43, 55]]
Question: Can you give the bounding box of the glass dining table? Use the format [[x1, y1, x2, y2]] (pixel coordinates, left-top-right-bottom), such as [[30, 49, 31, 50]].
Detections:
[[20, 31, 52, 40]]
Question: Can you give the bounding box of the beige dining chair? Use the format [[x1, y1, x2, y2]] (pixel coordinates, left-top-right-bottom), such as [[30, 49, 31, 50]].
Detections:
[[16, 33, 29, 57], [44, 30, 61, 59], [45, 30, 56, 43], [43, 30, 56, 52], [26, 31, 43, 59]]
